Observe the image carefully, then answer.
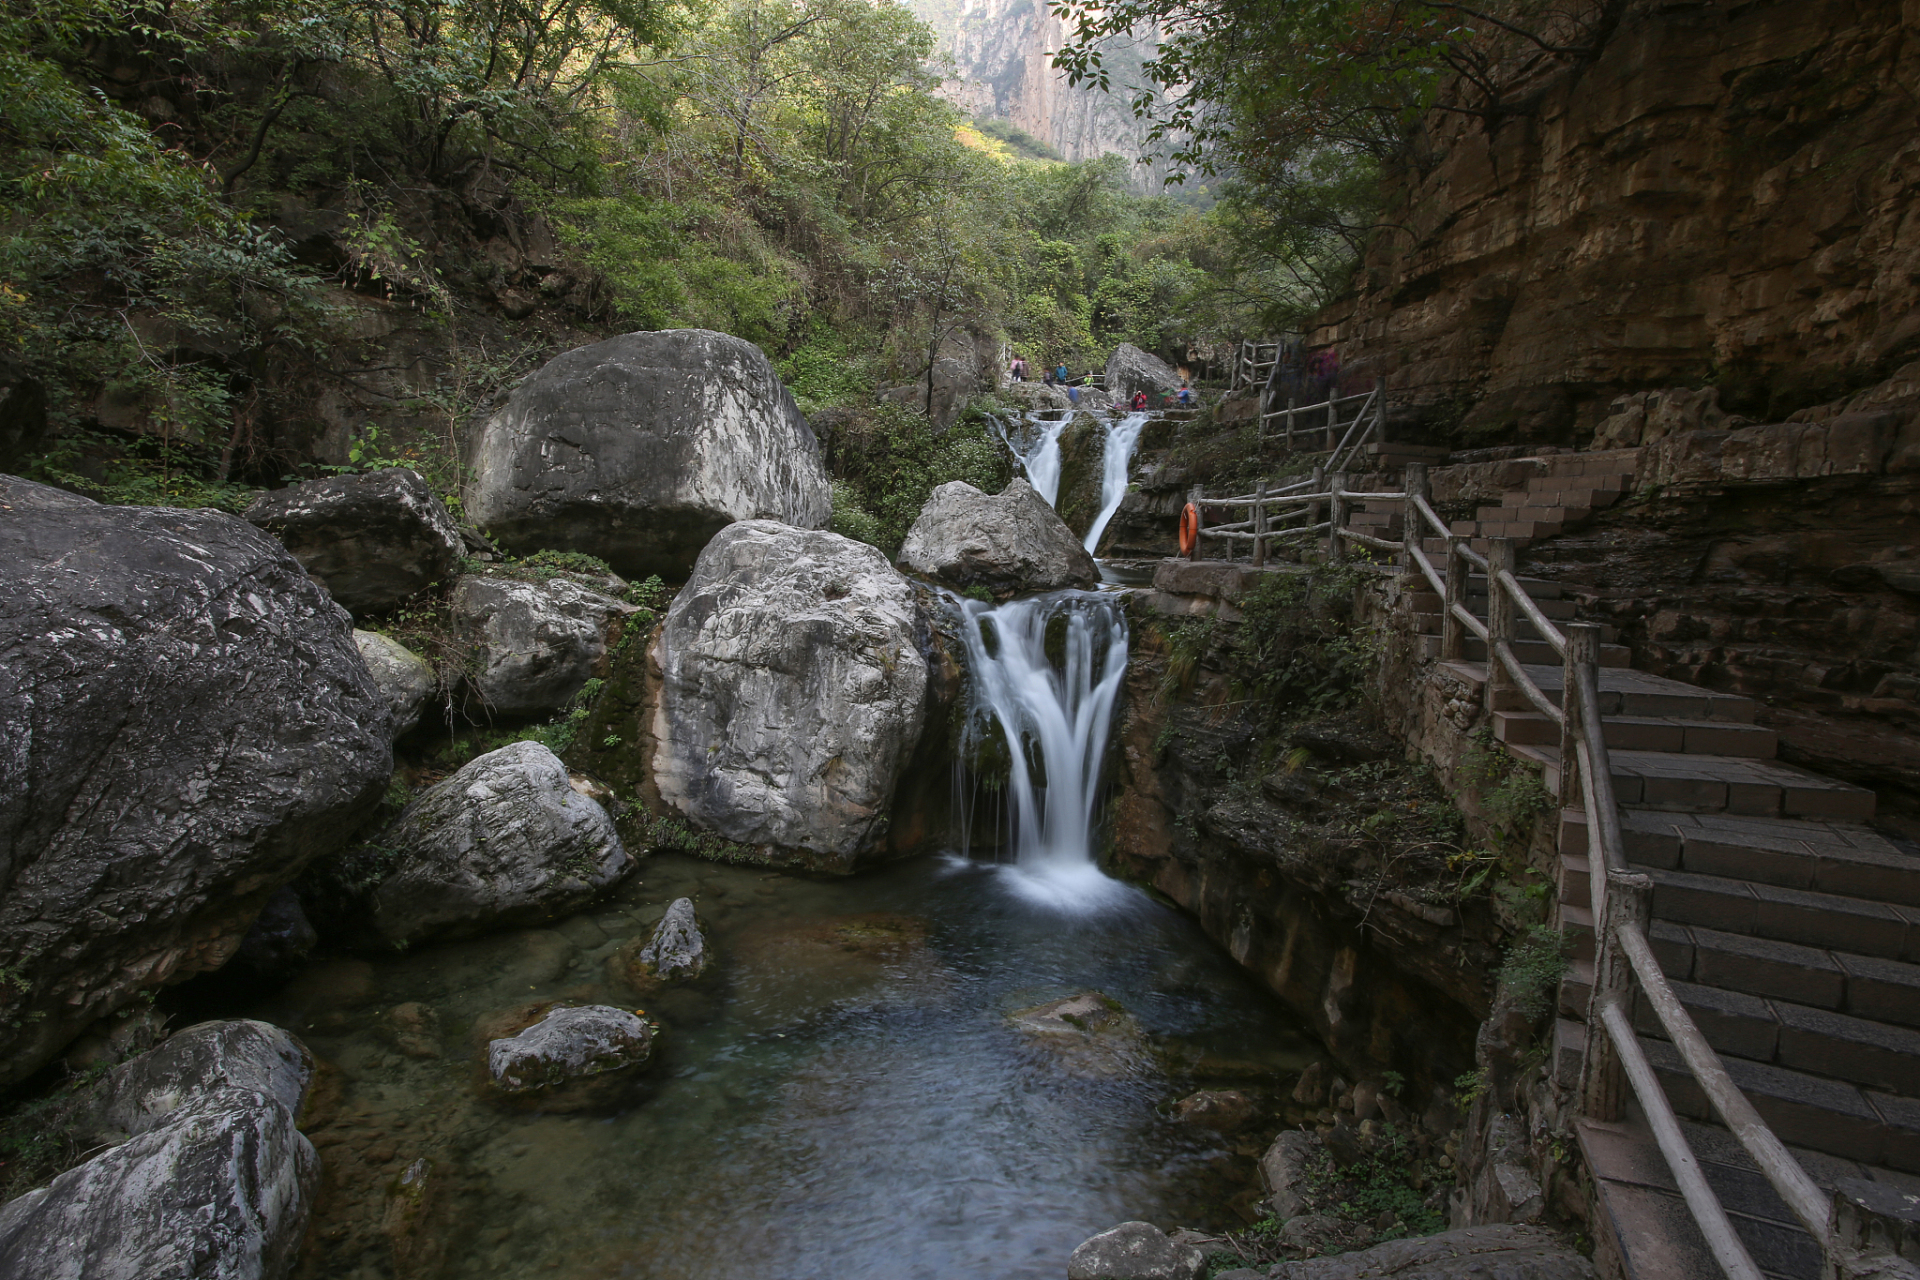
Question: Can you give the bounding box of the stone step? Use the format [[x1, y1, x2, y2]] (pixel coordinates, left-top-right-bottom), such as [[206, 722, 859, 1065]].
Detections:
[[1558, 809, 1920, 908], [1553, 1018, 1920, 1173], [1644, 867, 1917, 962], [1576, 1103, 1920, 1280], [1426, 573, 1568, 600], [1496, 711, 1777, 757], [1510, 744, 1876, 820], [1423, 536, 1506, 555], [1456, 661, 1759, 722], [1479, 503, 1594, 525], [1541, 455, 1639, 481], [1457, 636, 1633, 667], [1559, 920, 1920, 1031], [1408, 590, 1578, 618], [1365, 441, 1450, 460]]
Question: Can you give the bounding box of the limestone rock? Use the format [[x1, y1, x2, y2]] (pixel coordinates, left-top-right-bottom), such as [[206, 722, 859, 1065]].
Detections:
[[610, 898, 708, 991], [354, 629, 435, 735], [0, 476, 392, 1086], [466, 329, 831, 578], [485, 1004, 656, 1112], [0, 1020, 318, 1280], [1261, 1130, 1322, 1219], [340, 741, 631, 948], [1265, 1223, 1595, 1278], [452, 572, 637, 719], [648, 521, 928, 872], [1104, 343, 1180, 402], [244, 468, 464, 615], [899, 479, 1097, 596], [1067, 1221, 1205, 1280], [878, 356, 988, 429]]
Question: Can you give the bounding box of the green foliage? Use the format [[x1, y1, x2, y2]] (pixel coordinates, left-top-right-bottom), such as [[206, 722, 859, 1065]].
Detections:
[[826, 403, 1010, 553], [1497, 924, 1570, 1020], [1234, 563, 1381, 717]]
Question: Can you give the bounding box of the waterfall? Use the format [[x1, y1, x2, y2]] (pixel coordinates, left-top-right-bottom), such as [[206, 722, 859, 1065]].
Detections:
[[1082, 411, 1149, 556], [991, 411, 1072, 506], [952, 590, 1132, 909]]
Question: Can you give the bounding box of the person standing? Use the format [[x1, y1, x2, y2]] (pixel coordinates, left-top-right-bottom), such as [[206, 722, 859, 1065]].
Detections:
[[1055, 362, 1068, 385], [1010, 355, 1027, 382], [1130, 390, 1149, 411]]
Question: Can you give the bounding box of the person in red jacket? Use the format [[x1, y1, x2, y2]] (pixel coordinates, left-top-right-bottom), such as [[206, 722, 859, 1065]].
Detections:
[[1130, 390, 1149, 411]]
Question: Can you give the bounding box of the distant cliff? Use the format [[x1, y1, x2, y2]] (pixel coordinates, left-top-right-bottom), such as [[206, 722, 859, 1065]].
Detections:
[[910, 0, 1162, 182], [1314, 0, 1920, 444]]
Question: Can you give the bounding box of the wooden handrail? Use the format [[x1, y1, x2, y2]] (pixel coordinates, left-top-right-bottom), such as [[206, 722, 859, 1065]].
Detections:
[[1492, 639, 1565, 725], [1497, 568, 1567, 655], [1413, 493, 1451, 540]]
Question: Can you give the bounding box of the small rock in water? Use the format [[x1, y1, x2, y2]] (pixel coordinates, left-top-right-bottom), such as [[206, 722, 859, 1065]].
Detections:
[[608, 897, 709, 992], [1172, 1089, 1258, 1133], [485, 1004, 657, 1113], [1066, 1221, 1205, 1280], [1008, 992, 1148, 1077], [384, 1002, 442, 1059], [381, 1156, 451, 1278]]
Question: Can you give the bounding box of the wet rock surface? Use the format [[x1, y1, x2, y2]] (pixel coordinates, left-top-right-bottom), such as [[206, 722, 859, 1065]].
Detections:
[[1104, 343, 1181, 403], [899, 478, 1097, 596], [354, 628, 435, 735], [452, 571, 636, 719], [0, 1020, 318, 1280], [484, 1004, 656, 1112], [244, 467, 464, 616], [466, 329, 831, 578], [1218, 1224, 1596, 1279], [317, 741, 630, 948], [646, 520, 929, 871], [1067, 1221, 1205, 1280], [609, 897, 708, 991], [0, 475, 392, 1085]]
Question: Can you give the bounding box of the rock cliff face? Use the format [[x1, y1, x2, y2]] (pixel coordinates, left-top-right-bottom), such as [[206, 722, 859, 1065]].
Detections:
[[910, 0, 1161, 178], [1317, 0, 1920, 439]]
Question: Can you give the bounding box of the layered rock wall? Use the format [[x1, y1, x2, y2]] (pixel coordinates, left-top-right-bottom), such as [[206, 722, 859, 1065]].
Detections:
[[1317, 0, 1920, 440]]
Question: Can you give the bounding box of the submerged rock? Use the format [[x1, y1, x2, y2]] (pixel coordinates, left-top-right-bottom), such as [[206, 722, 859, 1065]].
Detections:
[[466, 329, 831, 578], [1008, 992, 1149, 1077], [452, 571, 637, 719], [648, 521, 929, 872], [484, 1004, 657, 1112], [609, 898, 709, 991], [1226, 1223, 1597, 1278], [354, 629, 435, 736], [899, 478, 1097, 596], [1172, 1088, 1258, 1133], [0, 1020, 318, 1280], [327, 741, 631, 948], [1067, 1221, 1205, 1280], [0, 476, 392, 1086], [244, 467, 464, 615]]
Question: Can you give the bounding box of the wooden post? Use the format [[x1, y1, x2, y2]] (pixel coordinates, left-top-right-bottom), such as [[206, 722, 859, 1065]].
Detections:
[[1252, 480, 1268, 568], [1187, 483, 1204, 561], [1401, 463, 1428, 577], [1441, 536, 1468, 661], [1486, 537, 1516, 713], [1328, 471, 1348, 563], [1582, 869, 1652, 1122], [1285, 395, 1296, 451], [1309, 464, 1326, 538], [1562, 622, 1599, 811]]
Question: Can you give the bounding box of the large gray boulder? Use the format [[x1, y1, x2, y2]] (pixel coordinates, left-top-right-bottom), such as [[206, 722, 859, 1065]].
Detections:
[[0, 1020, 318, 1280], [0, 476, 392, 1086], [647, 521, 928, 872], [899, 478, 1097, 596], [466, 329, 832, 578], [1068, 1222, 1205, 1280], [452, 572, 637, 719], [353, 629, 435, 735], [244, 467, 464, 615], [1105, 343, 1180, 403], [332, 741, 631, 948]]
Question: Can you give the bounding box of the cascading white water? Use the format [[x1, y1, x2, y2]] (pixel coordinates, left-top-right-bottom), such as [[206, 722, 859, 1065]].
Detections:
[[1082, 410, 1149, 555], [953, 590, 1132, 908], [991, 411, 1072, 506]]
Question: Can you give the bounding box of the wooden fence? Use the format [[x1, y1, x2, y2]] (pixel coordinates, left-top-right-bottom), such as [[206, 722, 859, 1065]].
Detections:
[[1178, 462, 1881, 1280]]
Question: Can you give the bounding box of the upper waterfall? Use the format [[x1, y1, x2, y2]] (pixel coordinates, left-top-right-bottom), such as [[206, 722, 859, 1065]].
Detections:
[[1083, 411, 1149, 556]]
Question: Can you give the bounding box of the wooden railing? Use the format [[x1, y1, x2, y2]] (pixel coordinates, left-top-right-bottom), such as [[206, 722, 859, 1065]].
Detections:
[[1228, 339, 1281, 391], [1178, 462, 1880, 1280]]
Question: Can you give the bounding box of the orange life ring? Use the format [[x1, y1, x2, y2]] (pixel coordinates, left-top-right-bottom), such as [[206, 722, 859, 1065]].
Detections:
[[1178, 502, 1199, 557]]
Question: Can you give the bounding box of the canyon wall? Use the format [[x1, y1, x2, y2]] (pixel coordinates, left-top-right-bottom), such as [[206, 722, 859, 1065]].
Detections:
[[910, 0, 1162, 180], [1315, 0, 1920, 444]]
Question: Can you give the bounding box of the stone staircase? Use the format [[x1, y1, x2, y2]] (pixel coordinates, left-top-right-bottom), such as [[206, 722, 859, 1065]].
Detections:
[[1423, 607, 1920, 1278], [1345, 449, 1640, 558]]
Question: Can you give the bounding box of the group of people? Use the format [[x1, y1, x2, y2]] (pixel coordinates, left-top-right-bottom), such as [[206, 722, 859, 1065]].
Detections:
[[1007, 354, 1194, 409]]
